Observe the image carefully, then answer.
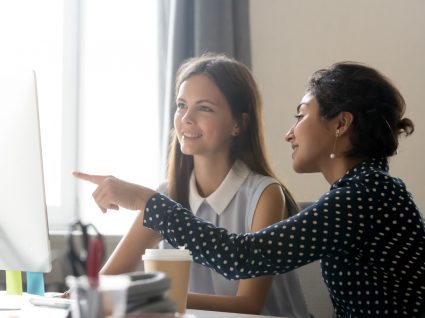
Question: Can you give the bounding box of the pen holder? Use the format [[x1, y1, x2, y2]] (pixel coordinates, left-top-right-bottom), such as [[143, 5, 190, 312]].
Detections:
[[67, 276, 101, 318], [67, 275, 130, 318]]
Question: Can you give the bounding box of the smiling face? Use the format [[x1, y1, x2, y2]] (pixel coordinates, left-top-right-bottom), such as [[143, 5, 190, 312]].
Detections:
[[285, 93, 337, 173], [174, 74, 239, 160]]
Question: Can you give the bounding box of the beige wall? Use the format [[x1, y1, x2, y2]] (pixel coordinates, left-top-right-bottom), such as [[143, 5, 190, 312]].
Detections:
[[250, 0, 425, 211]]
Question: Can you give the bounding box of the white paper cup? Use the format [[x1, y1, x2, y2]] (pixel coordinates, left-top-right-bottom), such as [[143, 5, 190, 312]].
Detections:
[[142, 248, 192, 313]]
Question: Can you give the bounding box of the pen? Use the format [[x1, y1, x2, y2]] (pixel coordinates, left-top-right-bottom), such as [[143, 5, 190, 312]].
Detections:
[[86, 237, 104, 288]]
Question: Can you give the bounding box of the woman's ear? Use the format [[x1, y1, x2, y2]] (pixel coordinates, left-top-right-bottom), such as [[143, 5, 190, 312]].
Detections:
[[232, 113, 249, 136], [232, 126, 240, 136], [336, 111, 354, 136]]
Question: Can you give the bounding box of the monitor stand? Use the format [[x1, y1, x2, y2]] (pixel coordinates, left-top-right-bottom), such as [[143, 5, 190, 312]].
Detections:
[[0, 270, 23, 310]]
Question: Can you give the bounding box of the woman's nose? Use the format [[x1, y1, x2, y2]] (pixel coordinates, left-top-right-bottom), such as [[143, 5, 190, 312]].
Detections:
[[182, 108, 195, 123], [284, 126, 294, 142]]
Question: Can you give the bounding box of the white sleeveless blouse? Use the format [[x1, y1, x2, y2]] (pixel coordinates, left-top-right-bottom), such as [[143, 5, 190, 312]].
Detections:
[[159, 161, 310, 318]]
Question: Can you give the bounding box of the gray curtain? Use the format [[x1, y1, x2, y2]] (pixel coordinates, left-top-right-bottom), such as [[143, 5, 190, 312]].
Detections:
[[157, 0, 251, 179]]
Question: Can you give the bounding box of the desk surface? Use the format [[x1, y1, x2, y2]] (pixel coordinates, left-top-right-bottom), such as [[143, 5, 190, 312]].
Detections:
[[0, 308, 279, 318], [0, 292, 279, 318], [187, 309, 279, 318], [0, 292, 69, 318]]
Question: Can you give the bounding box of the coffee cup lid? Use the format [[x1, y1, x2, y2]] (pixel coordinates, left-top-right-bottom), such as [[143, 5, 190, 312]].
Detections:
[[142, 248, 193, 261]]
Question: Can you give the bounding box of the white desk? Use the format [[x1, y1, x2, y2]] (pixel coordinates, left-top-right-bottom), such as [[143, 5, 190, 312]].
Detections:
[[0, 292, 69, 318], [0, 293, 281, 318], [187, 309, 281, 318], [0, 306, 68, 318]]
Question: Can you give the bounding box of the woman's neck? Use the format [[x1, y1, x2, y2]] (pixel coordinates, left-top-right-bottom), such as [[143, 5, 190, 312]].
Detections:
[[322, 156, 368, 185], [193, 156, 234, 197]]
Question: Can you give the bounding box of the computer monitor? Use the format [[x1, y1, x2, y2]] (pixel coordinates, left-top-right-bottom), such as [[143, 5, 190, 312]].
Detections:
[[0, 69, 51, 273]]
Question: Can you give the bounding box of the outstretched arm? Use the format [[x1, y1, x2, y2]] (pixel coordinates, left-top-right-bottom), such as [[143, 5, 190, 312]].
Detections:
[[144, 186, 368, 279]]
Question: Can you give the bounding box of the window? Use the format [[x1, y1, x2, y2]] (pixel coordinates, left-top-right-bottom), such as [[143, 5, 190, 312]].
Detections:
[[0, 0, 160, 234], [0, 0, 70, 226], [78, 0, 160, 234]]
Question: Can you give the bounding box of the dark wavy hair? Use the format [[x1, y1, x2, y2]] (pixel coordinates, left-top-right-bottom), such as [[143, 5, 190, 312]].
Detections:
[[167, 53, 298, 217], [306, 62, 414, 158]]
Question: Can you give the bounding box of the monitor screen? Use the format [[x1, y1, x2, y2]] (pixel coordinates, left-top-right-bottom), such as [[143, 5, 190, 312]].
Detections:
[[0, 69, 51, 272]]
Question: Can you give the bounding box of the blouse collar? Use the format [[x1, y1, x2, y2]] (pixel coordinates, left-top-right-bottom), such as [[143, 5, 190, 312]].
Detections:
[[189, 160, 250, 215], [332, 157, 389, 189]]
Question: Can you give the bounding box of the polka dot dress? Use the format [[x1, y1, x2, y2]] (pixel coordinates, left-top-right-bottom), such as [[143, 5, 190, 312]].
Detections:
[[144, 158, 425, 317]]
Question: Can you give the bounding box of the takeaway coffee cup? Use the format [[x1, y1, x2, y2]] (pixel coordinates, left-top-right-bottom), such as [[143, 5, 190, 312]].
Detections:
[[142, 248, 192, 313]]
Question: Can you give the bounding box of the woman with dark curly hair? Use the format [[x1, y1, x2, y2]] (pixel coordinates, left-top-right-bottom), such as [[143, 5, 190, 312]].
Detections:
[[76, 62, 425, 317]]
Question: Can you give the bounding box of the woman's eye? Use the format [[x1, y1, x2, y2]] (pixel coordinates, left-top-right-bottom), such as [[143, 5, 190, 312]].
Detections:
[[294, 114, 304, 123], [199, 105, 213, 112], [176, 102, 186, 109]]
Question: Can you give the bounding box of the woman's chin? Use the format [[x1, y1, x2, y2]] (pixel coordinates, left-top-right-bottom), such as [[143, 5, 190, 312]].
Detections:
[[293, 166, 305, 174], [292, 161, 313, 174], [292, 161, 304, 173]]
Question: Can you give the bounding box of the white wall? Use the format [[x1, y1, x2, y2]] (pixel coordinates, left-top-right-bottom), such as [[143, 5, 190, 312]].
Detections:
[[250, 1, 425, 317], [250, 0, 425, 211]]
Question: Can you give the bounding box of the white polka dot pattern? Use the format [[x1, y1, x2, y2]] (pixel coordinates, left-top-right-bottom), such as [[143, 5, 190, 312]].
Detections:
[[144, 158, 425, 317]]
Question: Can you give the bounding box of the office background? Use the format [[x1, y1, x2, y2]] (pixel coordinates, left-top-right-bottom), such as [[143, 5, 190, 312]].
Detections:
[[250, 0, 425, 213]]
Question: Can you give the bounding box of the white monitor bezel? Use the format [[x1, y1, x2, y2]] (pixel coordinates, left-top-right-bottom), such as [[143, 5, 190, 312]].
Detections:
[[0, 69, 51, 272]]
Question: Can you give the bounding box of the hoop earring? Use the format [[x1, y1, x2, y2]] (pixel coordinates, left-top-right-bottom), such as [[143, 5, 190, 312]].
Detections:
[[330, 129, 340, 159]]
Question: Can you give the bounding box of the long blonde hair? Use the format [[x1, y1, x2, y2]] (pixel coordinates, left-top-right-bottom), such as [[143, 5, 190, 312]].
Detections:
[[167, 53, 298, 216]]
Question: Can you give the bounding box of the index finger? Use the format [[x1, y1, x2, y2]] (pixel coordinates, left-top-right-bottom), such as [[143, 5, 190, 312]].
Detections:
[[72, 171, 107, 185]]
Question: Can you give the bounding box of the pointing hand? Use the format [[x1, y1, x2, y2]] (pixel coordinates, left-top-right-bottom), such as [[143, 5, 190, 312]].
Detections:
[[73, 171, 155, 213]]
